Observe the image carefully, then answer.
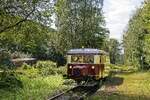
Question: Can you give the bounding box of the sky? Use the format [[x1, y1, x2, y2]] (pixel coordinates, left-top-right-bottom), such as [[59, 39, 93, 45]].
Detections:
[[103, 0, 144, 41]]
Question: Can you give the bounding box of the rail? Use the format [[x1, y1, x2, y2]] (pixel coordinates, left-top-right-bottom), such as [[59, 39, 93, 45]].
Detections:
[[48, 86, 80, 100], [48, 79, 105, 100]]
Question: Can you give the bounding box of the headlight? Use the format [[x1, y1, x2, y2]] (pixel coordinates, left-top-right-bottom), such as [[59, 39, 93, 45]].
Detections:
[[91, 66, 95, 69], [69, 66, 72, 69]]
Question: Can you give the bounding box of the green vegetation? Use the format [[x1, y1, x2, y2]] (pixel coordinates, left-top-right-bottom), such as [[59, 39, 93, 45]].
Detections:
[[1, 0, 150, 100], [123, 0, 150, 69], [0, 75, 64, 100], [87, 71, 150, 100], [118, 72, 150, 96], [55, 0, 108, 49], [107, 39, 123, 65], [0, 61, 66, 100], [0, 0, 108, 66], [0, 0, 108, 99]]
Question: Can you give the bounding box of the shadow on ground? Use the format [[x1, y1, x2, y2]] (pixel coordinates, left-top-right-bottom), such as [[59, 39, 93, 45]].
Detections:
[[85, 71, 124, 97], [105, 76, 124, 86], [105, 71, 124, 86]]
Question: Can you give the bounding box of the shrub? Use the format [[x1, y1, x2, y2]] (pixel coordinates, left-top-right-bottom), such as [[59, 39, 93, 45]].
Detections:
[[35, 61, 57, 76], [22, 63, 32, 70], [11, 51, 32, 59], [36, 61, 67, 76], [23, 68, 39, 78], [107, 64, 138, 73], [20, 63, 39, 78], [56, 66, 66, 75], [21, 61, 66, 77], [0, 72, 23, 91], [35, 61, 57, 69], [0, 49, 14, 69]]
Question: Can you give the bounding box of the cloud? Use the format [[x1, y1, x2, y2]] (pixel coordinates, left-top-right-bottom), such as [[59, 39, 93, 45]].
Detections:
[[103, 0, 144, 41]]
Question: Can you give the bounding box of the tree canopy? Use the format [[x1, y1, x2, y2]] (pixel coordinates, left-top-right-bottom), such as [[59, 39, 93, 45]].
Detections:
[[123, 0, 150, 69], [0, 0, 108, 66], [55, 0, 108, 52]]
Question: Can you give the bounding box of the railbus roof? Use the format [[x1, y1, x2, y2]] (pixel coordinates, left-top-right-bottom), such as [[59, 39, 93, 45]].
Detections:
[[67, 48, 106, 55]]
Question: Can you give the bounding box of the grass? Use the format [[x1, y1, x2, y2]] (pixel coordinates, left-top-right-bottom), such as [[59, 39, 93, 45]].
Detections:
[[117, 72, 150, 97], [0, 61, 67, 100], [1, 61, 149, 100], [0, 75, 65, 100], [87, 71, 150, 100]]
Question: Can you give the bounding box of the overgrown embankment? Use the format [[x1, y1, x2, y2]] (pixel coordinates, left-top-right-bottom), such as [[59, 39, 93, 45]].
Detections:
[[0, 61, 67, 100]]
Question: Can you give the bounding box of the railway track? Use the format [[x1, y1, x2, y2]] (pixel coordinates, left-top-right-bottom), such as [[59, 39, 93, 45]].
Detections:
[[48, 86, 80, 100], [48, 80, 104, 100]]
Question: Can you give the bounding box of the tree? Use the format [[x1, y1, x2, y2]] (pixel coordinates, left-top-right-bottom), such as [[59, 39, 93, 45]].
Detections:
[[108, 39, 122, 64], [0, 0, 57, 59], [0, 0, 54, 33], [123, 0, 150, 69], [55, 0, 108, 53], [0, 0, 108, 66]]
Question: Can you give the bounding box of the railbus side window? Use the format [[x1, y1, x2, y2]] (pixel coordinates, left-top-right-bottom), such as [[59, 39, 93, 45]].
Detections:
[[67, 55, 71, 63], [100, 55, 105, 64], [94, 55, 100, 64], [100, 55, 101, 64]]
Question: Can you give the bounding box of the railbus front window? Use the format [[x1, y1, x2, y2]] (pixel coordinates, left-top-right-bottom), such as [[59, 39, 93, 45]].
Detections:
[[71, 55, 94, 64]]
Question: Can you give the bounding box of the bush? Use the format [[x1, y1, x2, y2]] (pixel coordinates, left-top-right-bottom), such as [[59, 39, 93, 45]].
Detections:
[[21, 61, 66, 77], [56, 66, 66, 75], [0, 72, 23, 91], [22, 63, 31, 70], [11, 51, 32, 59], [35, 61, 57, 69], [23, 68, 39, 78], [35, 61, 57, 76], [20, 63, 39, 78], [0, 49, 14, 69], [107, 64, 138, 73]]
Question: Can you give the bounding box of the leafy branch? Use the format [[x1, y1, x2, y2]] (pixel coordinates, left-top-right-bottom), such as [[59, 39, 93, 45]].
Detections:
[[0, 6, 36, 33]]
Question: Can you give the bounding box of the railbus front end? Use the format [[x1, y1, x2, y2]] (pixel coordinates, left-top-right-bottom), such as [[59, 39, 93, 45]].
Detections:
[[66, 48, 108, 84]]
